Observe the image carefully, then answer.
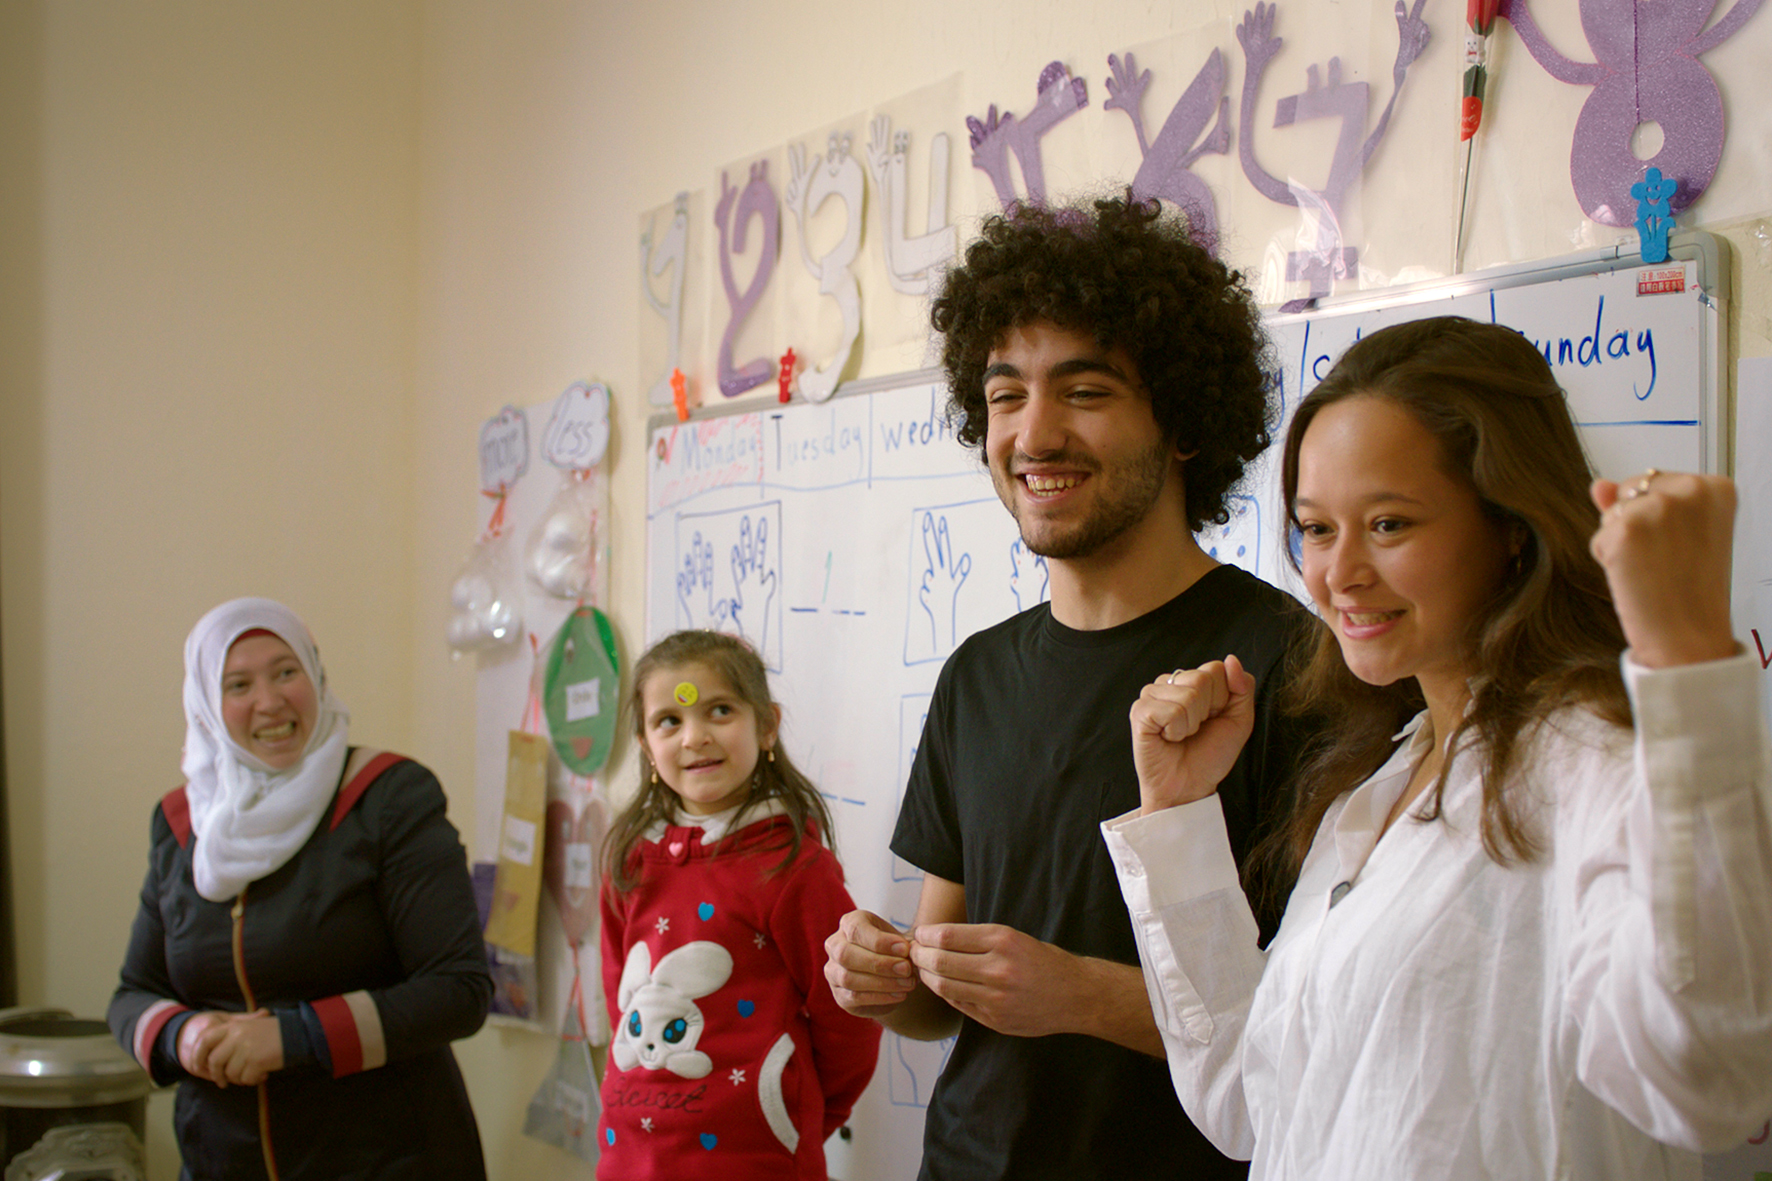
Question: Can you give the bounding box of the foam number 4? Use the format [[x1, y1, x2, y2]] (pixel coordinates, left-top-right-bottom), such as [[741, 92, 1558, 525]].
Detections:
[[714, 163, 780, 399], [865, 115, 957, 296], [541, 382, 611, 471], [641, 194, 689, 408], [479, 405, 530, 493], [785, 135, 865, 404]]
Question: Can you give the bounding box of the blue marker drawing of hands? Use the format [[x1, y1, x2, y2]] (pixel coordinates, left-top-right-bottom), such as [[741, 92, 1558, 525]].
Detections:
[[728, 514, 778, 655], [1008, 537, 1049, 612], [916, 512, 972, 654], [676, 531, 716, 627]]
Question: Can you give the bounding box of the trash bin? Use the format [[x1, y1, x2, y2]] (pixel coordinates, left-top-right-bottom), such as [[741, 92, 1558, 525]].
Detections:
[[0, 1008, 151, 1172]]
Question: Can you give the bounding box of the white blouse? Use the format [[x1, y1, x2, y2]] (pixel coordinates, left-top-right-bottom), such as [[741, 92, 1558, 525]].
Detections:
[[1103, 654, 1772, 1181]]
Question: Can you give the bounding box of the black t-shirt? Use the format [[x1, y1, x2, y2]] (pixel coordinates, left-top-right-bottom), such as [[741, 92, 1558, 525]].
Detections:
[[891, 564, 1307, 1181]]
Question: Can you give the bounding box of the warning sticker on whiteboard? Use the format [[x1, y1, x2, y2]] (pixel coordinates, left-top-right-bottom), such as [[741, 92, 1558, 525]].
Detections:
[[566, 678, 601, 721], [1638, 267, 1686, 296]]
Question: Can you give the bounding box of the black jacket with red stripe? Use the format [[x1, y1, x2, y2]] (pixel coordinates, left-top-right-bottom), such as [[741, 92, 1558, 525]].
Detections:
[[109, 750, 492, 1180]]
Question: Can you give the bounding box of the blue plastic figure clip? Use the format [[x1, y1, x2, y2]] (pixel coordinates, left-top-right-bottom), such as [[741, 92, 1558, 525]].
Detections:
[[1631, 167, 1675, 264]]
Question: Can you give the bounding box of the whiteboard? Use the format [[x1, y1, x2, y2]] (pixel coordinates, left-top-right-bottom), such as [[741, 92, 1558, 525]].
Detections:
[[642, 235, 1728, 1181]]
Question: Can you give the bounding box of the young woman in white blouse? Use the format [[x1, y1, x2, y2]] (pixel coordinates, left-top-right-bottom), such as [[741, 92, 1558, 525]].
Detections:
[[1105, 315, 1772, 1180]]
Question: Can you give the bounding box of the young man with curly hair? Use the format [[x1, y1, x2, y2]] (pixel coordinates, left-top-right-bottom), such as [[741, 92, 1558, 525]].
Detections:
[[826, 195, 1307, 1180]]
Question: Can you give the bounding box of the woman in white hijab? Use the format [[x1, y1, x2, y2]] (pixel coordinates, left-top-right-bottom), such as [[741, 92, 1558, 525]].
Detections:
[[110, 598, 492, 1180]]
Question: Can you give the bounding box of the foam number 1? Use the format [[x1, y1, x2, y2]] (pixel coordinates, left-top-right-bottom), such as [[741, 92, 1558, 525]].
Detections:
[[714, 162, 780, 399], [479, 405, 530, 493], [640, 194, 689, 408], [786, 134, 865, 404], [541, 381, 611, 471]]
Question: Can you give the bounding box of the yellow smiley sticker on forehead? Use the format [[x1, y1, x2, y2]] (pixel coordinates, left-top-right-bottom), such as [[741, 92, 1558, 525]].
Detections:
[[673, 681, 699, 706]]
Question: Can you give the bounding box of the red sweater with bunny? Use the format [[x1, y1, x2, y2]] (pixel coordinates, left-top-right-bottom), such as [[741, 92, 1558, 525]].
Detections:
[[597, 810, 881, 1181]]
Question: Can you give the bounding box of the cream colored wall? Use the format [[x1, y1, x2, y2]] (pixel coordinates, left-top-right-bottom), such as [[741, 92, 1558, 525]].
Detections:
[[2, 2, 424, 1176], [4, 1, 1769, 1180]]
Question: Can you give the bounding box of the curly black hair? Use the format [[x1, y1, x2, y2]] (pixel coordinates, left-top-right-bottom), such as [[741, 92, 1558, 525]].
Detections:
[[931, 193, 1273, 532]]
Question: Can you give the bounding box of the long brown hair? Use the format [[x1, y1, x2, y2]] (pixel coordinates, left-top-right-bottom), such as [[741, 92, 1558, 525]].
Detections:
[[1274, 316, 1630, 876], [603, 629, 836, 893]]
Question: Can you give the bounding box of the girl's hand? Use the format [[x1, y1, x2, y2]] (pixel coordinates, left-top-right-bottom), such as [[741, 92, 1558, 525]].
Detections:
[[1130, 655, 1255, 815], [1590, 471, 1738, 668]]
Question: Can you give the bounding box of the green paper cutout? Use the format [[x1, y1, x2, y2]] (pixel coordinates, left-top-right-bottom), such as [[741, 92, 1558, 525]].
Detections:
[[543, 606, 620, 775]]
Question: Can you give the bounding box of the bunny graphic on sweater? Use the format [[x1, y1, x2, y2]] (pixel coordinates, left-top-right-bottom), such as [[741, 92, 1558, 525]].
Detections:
[[612, 940, 734, 1080]]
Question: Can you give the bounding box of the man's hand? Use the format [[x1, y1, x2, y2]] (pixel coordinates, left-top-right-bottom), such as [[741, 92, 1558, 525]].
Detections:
[[825, 909, 918, 1019], [909, 922, 1163, 1055]]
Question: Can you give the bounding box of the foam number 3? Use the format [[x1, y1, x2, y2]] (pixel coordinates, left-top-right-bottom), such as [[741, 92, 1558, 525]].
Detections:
[[785, 135, 865, 404], [714, 163, 780, 398], [1506, 0, 1762, 226]]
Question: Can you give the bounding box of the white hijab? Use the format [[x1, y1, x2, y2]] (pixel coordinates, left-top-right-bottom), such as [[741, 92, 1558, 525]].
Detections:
[[180, 598, 350, 901]]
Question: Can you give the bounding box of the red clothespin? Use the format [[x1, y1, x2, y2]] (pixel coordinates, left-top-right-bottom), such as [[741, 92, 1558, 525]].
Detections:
[[670, 368, 689, 422], [778, 348, 797, 404]]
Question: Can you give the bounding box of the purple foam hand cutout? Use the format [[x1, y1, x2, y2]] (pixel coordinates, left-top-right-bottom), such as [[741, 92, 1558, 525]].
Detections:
[[1106, 48, 1232, 250], [1503, 0, 1761, 226], [1238, 0, 1430, 301], [714, 162, 780, 398], [968, 62, 1089, 208]]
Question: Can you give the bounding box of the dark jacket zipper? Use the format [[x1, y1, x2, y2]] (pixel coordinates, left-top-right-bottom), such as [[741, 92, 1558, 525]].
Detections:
[[232, 885, 280, 1181]]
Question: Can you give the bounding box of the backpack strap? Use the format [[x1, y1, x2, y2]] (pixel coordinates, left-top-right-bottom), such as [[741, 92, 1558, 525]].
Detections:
[[161, 787, 192, 850], [329, 748, 409, 831], [161, 750, 409, 848]]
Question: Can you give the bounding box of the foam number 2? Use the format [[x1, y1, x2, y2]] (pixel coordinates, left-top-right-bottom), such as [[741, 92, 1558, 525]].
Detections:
[[786, 134, 865, 403], [541, 381, 611, 471], [479, 405, 530, 494], [714, 162, 780, 398]]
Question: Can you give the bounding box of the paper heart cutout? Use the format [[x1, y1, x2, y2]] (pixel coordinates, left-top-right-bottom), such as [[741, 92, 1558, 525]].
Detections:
[[700, 1133, 718, 1150], [736, 1000, 755, 1018], [541, 797, 607, 947], [697, 902, 715, 921]]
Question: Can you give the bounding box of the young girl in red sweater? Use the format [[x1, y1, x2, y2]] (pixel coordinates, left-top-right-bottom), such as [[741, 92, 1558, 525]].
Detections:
[[598, 629, 881, 1180]]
